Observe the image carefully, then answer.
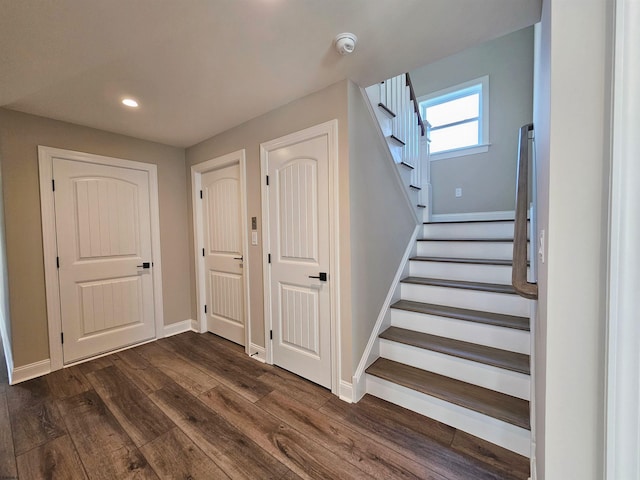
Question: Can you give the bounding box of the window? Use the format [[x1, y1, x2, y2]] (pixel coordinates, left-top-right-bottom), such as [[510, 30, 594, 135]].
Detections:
[[419, 76, 489, 160]]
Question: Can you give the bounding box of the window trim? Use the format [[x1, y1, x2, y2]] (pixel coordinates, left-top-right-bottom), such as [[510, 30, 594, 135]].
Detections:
[[419, 75, 490, 161]]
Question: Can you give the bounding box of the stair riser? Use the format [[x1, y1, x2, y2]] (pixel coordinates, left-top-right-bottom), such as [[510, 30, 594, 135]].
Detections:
[[423, 221, 516, 240], [366, 375, 531, 457], [417, 241, 522, 260], [391, 309, 530, 354], [379, 340, 530, 400], [401, 283, 530, 317], [410, 261, 513, 284]]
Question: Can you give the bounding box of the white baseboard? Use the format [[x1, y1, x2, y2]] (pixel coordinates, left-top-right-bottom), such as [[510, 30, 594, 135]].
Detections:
[[163, 319, 197, 337], [11, 358, 51, 385], [339, 380, 354, 403], [430, 210, 515, 223], [351, 224, 421, 399], [248, 343, 266, 363]]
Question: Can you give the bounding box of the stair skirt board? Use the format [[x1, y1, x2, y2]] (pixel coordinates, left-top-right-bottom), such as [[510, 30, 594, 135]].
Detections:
[[423, 221, 517, 240], [366, 375, 531, 457], [417, 241, 522, 260], [409, 260, 513, 284], [401, 283, 530, 317], [390, 309, 530, 354], [379, 340, 530, 400]]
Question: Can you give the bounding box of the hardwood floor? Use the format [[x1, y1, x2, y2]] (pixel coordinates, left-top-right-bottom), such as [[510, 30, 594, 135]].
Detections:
[[0, 332, 529, 479]]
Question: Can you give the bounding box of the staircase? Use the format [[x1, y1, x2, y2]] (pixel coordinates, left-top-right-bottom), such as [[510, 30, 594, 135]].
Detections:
[[365, 73, 429, 218], [364, 219, 532, 457]]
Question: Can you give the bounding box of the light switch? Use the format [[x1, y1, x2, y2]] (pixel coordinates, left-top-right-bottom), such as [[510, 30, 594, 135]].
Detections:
[[455, 187, 462, 198], [252, 231, 258, 245]]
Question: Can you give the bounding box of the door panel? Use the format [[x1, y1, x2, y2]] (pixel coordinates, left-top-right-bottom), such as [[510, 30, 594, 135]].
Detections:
[[53, 158, 155, 364], [202, 164, 245, 345], [267, 134, 331, 388]]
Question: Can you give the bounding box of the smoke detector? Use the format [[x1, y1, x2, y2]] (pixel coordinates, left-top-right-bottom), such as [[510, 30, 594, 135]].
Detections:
[[334, 33, 358, 56]]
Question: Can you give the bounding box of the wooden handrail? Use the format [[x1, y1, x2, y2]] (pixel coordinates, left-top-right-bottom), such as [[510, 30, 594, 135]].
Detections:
[[405, 72, 426, 136], [512, 123, 537, 299]]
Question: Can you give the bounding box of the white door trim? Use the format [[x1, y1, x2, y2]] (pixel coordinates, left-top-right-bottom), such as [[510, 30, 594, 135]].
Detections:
[[191, 150, 251, 353], [38, 146, 164, 372], [260, 120, 341, 396], [606, 1, 640, 478]]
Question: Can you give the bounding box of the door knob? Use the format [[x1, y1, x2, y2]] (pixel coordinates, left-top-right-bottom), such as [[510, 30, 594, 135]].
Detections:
[[308, 272, 327, 281], [234, 256, 243, 261], [137, 262, 151, 269]]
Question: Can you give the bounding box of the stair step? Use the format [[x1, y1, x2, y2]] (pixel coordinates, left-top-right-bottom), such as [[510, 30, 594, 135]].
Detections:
[[411, 256, 512, 265], [402, 276, 518, 295], [418, 238, 514, 242], [380, 327, 530, 375], [422, 220, 528, 241], [366, 358, 530, 430], [416, 239, 519, 260], [391, 299, 529, 331]]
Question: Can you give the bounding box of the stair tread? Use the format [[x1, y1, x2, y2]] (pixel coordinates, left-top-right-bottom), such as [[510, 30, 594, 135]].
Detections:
[[366, 358, 530, 430], [418, 238, 514, 243], [380, 327, 530, 374], [411, 256, 513, 266], [402, 276, 518, 295], [391, 299, 529, 331], [425, 220, 525, 225]]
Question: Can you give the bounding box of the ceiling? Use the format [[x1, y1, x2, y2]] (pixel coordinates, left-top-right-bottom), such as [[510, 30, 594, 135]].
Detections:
[[0, 0, 541, 148]]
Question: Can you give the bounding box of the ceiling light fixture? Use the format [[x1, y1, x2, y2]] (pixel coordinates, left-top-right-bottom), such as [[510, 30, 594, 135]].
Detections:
[[122, 98, 139, 108]]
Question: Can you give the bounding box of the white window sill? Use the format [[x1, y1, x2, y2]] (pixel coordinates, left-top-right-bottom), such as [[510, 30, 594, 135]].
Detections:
[[429, 144, 490, 161]]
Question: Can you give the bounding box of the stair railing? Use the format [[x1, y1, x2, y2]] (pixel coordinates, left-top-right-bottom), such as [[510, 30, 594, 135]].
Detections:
[[512, 123, 538, 299]]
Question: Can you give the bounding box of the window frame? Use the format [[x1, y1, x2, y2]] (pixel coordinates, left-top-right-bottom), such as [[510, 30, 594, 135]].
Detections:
[[419, 75, 490, 161]]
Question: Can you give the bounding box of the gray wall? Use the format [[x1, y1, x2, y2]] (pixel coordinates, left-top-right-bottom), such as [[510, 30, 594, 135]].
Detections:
[[0, 109, 192, 368], [0, 146, 11, 370], [533, 0, 611, 478], [410, 27, 534, 215], [185, 81, 354, 381], [347, 81, 417, 372]]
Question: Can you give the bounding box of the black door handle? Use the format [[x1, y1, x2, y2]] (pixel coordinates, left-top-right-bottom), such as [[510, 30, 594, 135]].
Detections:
[[234, 256, 243, 261], [308, 272, 327, 281], [137, 262, 151, 269]]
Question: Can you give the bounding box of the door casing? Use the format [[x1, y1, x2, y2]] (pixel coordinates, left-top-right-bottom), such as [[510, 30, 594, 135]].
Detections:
[[260, 120, 342, 397], [38, 146, 164, 372], [191, 150, 251, 353]]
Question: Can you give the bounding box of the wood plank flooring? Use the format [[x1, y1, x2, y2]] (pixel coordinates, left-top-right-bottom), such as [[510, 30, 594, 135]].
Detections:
[[0, 331, 529, 480]]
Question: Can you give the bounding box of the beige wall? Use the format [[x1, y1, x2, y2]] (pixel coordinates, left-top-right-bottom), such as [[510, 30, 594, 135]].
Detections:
[[410, 27, 534, 215], [533, 1, 611, 478], [347, 81, 417, 371], [185, 81, 353, 380], [0, 108, 191, 368]]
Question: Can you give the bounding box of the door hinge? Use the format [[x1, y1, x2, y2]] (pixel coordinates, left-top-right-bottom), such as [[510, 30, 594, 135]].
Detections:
[[202, 248, 205, 257], [52, 179, 55, 191], [266, 175, 269, 186], [60, 332, 64, 344], [56, 257, 60, 269], [200, 190, 203, 199], [270, 330, 273, 340], [204, 304, 207, 314], [268, 253, 271, 264]]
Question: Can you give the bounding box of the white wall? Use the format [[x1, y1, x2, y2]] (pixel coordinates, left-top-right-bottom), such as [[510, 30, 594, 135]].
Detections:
[[534, 1, 612, 478], [410, 27, 534, 215]]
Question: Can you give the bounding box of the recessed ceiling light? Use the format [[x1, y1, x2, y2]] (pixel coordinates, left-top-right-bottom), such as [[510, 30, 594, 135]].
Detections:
[[122, 98, 139, 108]]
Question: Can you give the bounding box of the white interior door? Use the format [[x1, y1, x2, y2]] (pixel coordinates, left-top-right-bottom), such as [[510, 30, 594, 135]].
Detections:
[[265, 134, 332, 388], [53, 158, 156, 363], [201, 164, 245, 345]]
